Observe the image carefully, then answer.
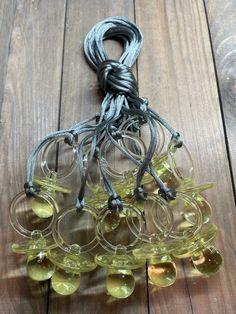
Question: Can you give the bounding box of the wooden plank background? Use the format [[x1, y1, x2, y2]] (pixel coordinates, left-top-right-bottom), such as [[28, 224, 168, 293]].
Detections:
[[0, 0, 235, 313]]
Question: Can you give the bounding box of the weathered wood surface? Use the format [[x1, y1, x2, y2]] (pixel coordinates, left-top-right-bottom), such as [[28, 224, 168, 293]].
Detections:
[[136, 1, 236, 313], [0, 0, 66, 313], [0, 0, 16, 112], [0, 0, 235, 313], [205, 0, 236, 193]]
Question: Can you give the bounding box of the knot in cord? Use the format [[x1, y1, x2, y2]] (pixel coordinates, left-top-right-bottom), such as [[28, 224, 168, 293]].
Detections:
[[24, 182, 40, 197], [97, 60, 138, 95], [24, 16, 182, 209], [108, 195, 123, 211], [134, 186, 148, 201]]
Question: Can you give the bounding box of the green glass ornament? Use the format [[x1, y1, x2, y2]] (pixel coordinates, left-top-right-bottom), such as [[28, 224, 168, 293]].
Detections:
[[48, 247, 96, 295], [191, 246, 223, 276], [51, 268, 80, 295], [95, 252, 145, 299], [31, 198, 55, 219], [106, 268, 135, 299], [133, 240, 181, 287], [148, 256, 177, 287], [177, 182, 214, 225], [27, 253, 55, 281], [183, 195, 212, 225], [173, 223, 218, 259], [31, 176, 71, 218]]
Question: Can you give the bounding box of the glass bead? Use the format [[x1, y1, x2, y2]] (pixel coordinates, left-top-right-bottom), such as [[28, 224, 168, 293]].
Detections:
[[106, 269, 135, 299], [31, 198, 54, 218], [27, 254, 55, 281], [148, 256, 177, 287], [51, 268, 80, 295], [191, 246, 223, 276]]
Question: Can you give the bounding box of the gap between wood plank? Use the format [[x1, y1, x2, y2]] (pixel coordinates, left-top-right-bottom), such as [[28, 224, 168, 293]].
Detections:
[[133, 1, 150, 313], [46, 0, 68, 312]]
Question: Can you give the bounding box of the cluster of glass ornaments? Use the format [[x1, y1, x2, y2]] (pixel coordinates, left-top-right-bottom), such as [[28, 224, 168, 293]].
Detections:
[[9, 17, 223, 299]]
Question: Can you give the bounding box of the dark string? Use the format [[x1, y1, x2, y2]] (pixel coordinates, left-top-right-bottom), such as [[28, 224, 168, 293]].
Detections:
[[25, 16, 181, 208]]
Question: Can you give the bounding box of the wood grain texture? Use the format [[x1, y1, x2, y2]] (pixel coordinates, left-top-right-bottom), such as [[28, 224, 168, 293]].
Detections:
[[136, 0, 236, 313], [0, 0, 17, 112], [0, 0, 66, 313], [205, 0, 236, 192], [1, 0, 236, 313], [48, 1, 148, 313]]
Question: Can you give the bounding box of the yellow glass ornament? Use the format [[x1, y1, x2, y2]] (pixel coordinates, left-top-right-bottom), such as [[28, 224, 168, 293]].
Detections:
[[191, 246, 223, 276], [11, 237, 57, 255], [125, 196, 173, 243], [106, 268, 135, 298], [178, 182, 214, 194], [11, 231, 57, 281], [10, 192, 58, 238], [27, 253, 55, 281], [95, 253, 145, 299], [31, 176, 71, 218], [31, 198, 55, 219], [177, 182, 214, 225], [48, 247, 97, 274], [167, 139, 194, 181], [133, 240, 181, 287], [148, 256, 177, 287], [142, 139, 194, 192], [168, 192, 202, 240], [48, 247, 96, 295], [173, 223, 217, 259], [183, 195, 212, 225], [51, 268, 80, 295]]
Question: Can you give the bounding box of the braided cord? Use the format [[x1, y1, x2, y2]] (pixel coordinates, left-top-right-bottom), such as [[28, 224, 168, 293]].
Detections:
[[25, 16, 181, 205]]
